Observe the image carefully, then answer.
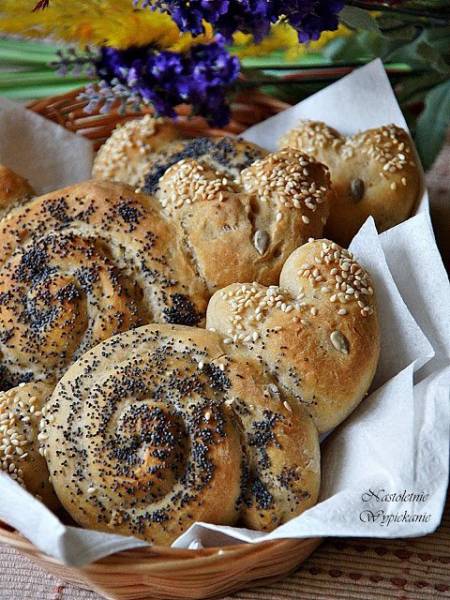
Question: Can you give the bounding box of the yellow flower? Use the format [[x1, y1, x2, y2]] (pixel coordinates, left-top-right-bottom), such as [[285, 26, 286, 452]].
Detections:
[[233, 23, 351, 59], [0, 0, 212, 50], [0, 1, 349, 57]]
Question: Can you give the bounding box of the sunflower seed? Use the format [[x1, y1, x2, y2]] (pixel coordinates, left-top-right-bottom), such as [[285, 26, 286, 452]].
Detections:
[[267, 383, 279, 396]]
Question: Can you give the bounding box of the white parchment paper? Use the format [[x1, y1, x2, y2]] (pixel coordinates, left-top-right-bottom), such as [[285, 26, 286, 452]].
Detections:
[[0, 60, 448, 566], [0, 96, 93, 193]]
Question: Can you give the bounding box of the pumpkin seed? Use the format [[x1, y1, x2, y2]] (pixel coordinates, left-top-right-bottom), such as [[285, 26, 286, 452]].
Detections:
[[330, 330, 349, 354], [254, 230, 270, 255], [350, 178, 365, 202]]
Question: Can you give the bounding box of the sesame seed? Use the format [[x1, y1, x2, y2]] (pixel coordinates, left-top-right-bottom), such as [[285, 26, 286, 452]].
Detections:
[[283, 400, 292, 412]]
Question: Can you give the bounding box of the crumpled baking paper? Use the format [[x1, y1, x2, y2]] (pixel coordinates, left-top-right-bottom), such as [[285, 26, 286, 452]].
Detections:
[[0, 96, 93, 193], [0, 60, 449, 566]]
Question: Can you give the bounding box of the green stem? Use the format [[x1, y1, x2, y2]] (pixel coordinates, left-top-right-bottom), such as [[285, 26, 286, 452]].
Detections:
[[0, 69, 88, 87], [241, 62, 422, 72], [0, 82, 84, 100]]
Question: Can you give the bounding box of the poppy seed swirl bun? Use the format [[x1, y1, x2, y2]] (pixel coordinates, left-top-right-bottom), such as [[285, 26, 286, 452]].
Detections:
[[0, 144, 331, 390], [43, 325, 320, 544], [0, 180, 208, 390], [207, 239, 380, 434]]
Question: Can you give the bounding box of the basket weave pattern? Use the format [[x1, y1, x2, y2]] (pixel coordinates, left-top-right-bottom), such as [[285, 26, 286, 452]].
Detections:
[[0, 87, 322, 600], [27, 88, 291, 150]]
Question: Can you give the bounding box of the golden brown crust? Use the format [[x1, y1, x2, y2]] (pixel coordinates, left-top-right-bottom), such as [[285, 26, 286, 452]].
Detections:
[[227, 360, 319, 531], [0, 180, 208, 388], [92, 116, 180, 189], [92, 120, 268, 194], [43, 325, 319, 543], [157, 149, 331, 290], [0, 165, 34, 219], [207, 239, 380, 434], [0, 381, 58, 509], [94, 127, 331, 289], [280, 121, 421, 245]]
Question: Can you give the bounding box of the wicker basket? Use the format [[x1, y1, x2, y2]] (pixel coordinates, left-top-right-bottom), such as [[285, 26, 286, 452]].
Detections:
[[0, 87, 321, 600], [27, 87, 292, 150]]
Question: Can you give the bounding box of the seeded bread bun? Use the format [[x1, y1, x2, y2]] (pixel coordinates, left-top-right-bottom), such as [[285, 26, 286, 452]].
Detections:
[[156, 148, 331, 291], [0, 164, 34, 220], [0, 382, 58, 508], [141, 136, 267, 194], [279, 121, 421, 245], [42, 240, 378, 543], [43, 325, 319, 544], [207, 239, 380, 434], [0, 180, 208, 390], [92, 115, 180, 189]]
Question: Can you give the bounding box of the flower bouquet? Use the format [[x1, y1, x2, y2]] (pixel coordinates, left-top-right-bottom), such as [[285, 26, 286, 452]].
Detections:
[[0, 0, 449, 166]]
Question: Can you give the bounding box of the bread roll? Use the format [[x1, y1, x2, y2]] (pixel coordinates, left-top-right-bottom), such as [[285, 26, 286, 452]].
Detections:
[[280, 121, 421, 245], [207, 239, 380, 433], [43, 325, 319, 543], [156, 148, 331, 290], [41, 241, 378, 537], [92, 115, 180, 188], [0, 381, 58, 508], [141, 136, 267, 194], [0, 180, 208, 389], [0, 164, 34, 219]]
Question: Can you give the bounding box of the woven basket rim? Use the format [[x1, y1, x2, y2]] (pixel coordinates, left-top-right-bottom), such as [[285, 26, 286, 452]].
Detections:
[[0, 519, 318, 563]]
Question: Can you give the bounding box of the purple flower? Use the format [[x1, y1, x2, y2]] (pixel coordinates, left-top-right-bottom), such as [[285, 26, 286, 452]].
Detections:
[[145, 0, 344, 42], [147, 0, 270, 42], [166, 1, 230, 37], [95, 38, 239, 126], [273, 1, 345, 42]]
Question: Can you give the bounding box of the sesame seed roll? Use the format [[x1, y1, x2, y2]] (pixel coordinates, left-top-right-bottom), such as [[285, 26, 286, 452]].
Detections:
[[280, 121, 421, 246], [155, 147, 331, 292], [0, 381, 59, 509], [92, 115, 180, 189], [207, 239, 380, 434]]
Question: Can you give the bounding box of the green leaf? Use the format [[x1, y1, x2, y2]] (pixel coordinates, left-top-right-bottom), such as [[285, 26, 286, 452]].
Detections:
[[0, 69, 86, 88], [323, 31, 386, 62], [396, 72, 445, 103], [406, 0, 450, 7], [386, 34, 450, 74], [415, 79, 450, 169], [339, 6, 380, 32]]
